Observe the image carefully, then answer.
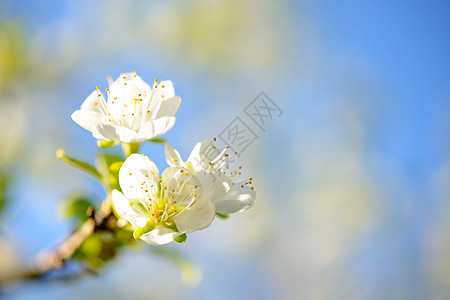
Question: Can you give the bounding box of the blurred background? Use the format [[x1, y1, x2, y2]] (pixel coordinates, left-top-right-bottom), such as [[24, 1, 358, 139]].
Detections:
[[0, 0, 449, 299]]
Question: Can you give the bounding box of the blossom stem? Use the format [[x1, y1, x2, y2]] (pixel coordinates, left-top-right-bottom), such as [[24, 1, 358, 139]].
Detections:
[[121, 142, 141, 158], [56, 149, 102, 182]]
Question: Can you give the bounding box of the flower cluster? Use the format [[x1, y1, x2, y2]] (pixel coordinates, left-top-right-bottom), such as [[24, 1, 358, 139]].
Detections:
[[72, 72, 255, 245]]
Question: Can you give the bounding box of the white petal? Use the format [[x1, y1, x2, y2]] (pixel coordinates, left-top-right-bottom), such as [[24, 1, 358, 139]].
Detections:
[[213, 185, 256, 214], [112, 189, 148, 227], [187, 140, 222, 172], [173, 192, 215, 234], [80, 90, 107, 115], [194, 171, 231, 198], [109, 73, 151, 94], [119, 154, 160, 201], [137, 117, 175, 141], [71, 110, 106, 137], [160, 166, 197, 203], [165, 144, 183, 167], [148, 80, 175, 114], [140, 225, 181, 245], [154, 96, 181, 119], [96, 123, 139, 143]]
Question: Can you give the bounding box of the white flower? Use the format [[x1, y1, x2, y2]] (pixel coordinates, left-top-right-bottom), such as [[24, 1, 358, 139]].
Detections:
[[71, 72, 181, 143], [165, 140, 255, 215], [112, 154, 215, 245]]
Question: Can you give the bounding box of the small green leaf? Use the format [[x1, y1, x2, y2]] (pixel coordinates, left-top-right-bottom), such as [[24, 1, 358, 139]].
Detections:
[[173, 233, 187, 244], [97, 140, 119, 148], [149, 138, 166, 144], [215, 212, 229, 219], [60, 195, 94, 225], [0, 172, 9, 214], [78, 234, 103, 258]]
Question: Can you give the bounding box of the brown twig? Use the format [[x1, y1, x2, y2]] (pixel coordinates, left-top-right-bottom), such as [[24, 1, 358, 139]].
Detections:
[[0, 200, 115, 287]]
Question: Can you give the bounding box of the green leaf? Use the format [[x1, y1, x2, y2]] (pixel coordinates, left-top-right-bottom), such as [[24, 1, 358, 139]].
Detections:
[[60, 195, 94, 225], [215, 212, 229, 219], [173, 233, 187, 244], [78, 234, 103, 258], [149, 138, 166, 144], [74, 232, 120, 269], [0, 172, 9, 214], [56, 148, 102, 182]]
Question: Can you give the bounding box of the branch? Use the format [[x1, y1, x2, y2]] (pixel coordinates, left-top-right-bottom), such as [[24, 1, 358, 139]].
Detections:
[[0, 200, 115, 287]]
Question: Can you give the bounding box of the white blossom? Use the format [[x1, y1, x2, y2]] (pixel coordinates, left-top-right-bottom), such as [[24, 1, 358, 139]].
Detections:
[[72, 72, 180, 143], [165, 140, 255, 215], [112, 154, 215, 245]]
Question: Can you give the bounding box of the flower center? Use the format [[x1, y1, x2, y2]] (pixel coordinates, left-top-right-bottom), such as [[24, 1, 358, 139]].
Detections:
[[145, 172, 199, 223]]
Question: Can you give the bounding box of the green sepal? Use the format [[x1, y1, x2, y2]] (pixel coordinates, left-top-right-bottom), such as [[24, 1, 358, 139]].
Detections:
[[56, 148, 102, 182], [149, 138, 166, 144], [161, 221, 179, 232], [215, 212, 229, 219], [173, 233, 187, 244], [97, 140, 119, 148], [133, 221, 156, 240]]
